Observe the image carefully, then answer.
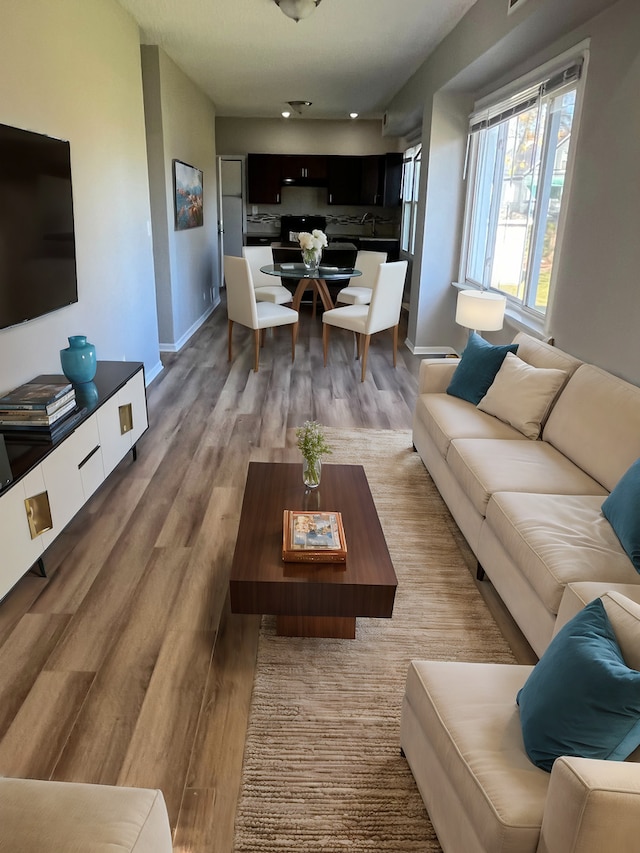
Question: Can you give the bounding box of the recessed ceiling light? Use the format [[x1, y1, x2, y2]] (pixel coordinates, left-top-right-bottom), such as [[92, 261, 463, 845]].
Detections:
[[282, 111, 291, 118], [350, 112, 358, 119]]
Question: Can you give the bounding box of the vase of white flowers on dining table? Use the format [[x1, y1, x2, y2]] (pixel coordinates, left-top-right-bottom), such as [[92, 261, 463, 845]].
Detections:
[[298, 229, 328, 269]]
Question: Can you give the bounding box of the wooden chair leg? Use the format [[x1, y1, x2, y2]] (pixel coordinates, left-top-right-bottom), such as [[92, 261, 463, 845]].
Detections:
[[291, 323, 297, 362], [361, 334, 371, 382], [228, 319, 233, 362], [355, 332, 361, 360], [253, 329, 260, 372], [260, 328, 266, 347], [393, 324, 399, 368], [323, 323, 329, 367]]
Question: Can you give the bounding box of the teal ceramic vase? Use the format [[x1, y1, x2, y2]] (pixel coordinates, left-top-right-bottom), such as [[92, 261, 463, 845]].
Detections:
[[60, 335, 97, 384]]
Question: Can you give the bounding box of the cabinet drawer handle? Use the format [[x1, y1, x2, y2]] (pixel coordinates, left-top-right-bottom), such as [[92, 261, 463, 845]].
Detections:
[[24, 491, 53, 539], [78, 445, 101, 470], [119, 403, 133, 435]]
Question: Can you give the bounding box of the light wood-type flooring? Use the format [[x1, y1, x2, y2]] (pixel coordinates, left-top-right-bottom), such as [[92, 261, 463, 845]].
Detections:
[[0, 296, 534, 852]]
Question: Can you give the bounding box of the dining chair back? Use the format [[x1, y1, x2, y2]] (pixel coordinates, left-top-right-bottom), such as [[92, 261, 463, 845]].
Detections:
[[365, 259, 407, 335], [336, 250, 387, 305], [242, 245, 292, 304], [224, 255, 298, 372], [322, 260, 408, 382]]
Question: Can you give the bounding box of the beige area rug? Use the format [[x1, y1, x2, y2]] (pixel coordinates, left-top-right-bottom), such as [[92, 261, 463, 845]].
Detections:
[[233, 428, 516, 852]]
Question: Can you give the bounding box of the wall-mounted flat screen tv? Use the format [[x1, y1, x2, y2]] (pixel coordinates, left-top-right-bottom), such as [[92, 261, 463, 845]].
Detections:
[[0, 122, 78, 332]]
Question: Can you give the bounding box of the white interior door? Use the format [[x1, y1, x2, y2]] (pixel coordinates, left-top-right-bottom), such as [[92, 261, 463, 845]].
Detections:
[[217, 156, 245, 286]]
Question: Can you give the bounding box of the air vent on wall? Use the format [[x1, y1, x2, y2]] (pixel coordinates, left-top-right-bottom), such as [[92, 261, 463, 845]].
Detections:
[[507, 0, 529, 12]]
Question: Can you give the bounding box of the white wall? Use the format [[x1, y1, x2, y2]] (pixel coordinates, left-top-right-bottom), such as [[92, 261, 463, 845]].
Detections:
[[141, 46, 219, 352], [0, 0, 162, 393]]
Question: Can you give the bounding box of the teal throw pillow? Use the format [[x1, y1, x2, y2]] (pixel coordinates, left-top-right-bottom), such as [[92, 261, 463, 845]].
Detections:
[[446, 332, 518, 405], [602, 458, 640, 572], [516, 598, 640, 772]]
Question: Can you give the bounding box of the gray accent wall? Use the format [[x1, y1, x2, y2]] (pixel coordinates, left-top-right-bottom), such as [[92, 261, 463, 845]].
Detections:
[[141, 46, 219, 352], [387, 0, 640, 384]]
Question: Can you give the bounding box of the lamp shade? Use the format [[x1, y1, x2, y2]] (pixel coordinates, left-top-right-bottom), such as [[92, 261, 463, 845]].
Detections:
[[455, 290, 506, 332]]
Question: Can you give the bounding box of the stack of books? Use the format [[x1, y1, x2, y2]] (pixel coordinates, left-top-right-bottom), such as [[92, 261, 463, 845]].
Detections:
[[282, 510, 347, 563], [0, 376, 85, 441]]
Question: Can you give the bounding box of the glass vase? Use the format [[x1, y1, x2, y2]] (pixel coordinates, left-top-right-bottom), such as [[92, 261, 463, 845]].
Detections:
[[60, 335, 97, 384], [303, 457, 321, 489], [301, 248, 321, 270]]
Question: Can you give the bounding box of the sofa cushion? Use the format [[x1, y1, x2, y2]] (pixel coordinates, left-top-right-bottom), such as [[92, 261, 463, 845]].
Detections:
[[446, 332, 518, 405], [446, 438, 607, 518], [543, 364, 640, 492], [517, 597, 640, 772], [0, 778, 173, 852], [404, 660, 547, 852], [486, 493, 638, 615], [414, 392, 526, 459], [602, 458, 640, 572], [477, 353, 567, 439], [511, 332, 582, 374]]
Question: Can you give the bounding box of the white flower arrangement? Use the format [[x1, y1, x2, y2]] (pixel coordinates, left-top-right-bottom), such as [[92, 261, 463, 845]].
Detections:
[[298, 229, 328, 251], [299, 229, 328, 268]]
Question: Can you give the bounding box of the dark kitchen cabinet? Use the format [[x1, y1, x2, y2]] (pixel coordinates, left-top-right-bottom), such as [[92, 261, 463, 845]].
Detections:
[[281, 155, 328, 184], [247, 154, 282, 204], [327, 156, 362, 205], [360, 153, 403, 206]]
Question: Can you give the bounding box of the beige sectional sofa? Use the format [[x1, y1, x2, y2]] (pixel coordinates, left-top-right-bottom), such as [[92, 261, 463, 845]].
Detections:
[[400, 591, 640, 853], [412, 332, 640, 656]]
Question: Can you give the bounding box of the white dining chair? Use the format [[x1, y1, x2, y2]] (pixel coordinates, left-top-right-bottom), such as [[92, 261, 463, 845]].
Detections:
[[225, 256, 298, 372], [242, 246, 293, 304], [322, 260, 408, 382], [335, 250, 387, 305]]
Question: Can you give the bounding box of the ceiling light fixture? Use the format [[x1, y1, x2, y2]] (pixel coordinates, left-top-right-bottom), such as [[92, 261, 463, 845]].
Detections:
[[274, 0, 322, 22], [286, 100, 312, 115], [350, 112, 358, 119], [281, 110, 291, 118]]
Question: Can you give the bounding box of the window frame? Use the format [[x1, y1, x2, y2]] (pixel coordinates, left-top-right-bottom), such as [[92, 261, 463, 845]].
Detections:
[[458, 47, 588, 328], [401, 144, 421, 256]]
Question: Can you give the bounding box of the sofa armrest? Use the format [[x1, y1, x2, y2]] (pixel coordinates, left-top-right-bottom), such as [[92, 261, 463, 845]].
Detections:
[[538, 755, 640, 853], [417, 358, 460, 395]]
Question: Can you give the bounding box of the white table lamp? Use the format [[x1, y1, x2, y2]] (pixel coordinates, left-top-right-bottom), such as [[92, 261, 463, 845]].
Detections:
[[455, 289, 506, 334]]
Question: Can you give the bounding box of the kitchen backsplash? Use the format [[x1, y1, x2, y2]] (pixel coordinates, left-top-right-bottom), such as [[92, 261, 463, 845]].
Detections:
[[247, 186, 400, 238]]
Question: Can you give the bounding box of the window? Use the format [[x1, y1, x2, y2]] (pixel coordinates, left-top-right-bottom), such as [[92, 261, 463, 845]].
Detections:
[[401, 145, 421, 254], [461, 58, 583, 317]]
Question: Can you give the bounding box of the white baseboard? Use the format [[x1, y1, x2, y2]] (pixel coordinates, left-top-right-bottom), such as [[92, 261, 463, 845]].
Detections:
[[404, 338, 458, 357], [159, 299, 220, 353]]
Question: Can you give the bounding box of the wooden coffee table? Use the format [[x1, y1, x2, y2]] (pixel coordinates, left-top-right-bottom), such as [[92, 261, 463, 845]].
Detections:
[[229, 462, 397, 639]]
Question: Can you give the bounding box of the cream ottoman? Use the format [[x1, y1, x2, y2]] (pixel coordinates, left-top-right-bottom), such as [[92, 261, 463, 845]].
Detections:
[[0, 777, 172, 852]]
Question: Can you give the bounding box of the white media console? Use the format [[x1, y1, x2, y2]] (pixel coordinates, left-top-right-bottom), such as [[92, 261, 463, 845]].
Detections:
[[0, 361, 148, 601]]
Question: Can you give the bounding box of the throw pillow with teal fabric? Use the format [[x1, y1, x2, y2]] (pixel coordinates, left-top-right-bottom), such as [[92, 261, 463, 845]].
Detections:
[[446, 332, 518, 405], [516, 598, 640, 772], [602, 458, 640, 572]]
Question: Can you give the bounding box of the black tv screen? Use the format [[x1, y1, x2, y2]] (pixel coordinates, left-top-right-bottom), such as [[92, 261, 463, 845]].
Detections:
[[0, 122, 78, 332]]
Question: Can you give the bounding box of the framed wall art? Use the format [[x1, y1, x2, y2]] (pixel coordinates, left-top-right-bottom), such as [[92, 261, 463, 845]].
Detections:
[[173, 159, 203, 230]]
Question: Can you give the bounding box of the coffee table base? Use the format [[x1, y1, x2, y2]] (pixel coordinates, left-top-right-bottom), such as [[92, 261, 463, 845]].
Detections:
[[276, 614, 356, 639]]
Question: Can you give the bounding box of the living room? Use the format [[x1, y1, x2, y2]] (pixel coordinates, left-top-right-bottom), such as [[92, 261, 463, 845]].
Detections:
[[0, 0, 639, 851]]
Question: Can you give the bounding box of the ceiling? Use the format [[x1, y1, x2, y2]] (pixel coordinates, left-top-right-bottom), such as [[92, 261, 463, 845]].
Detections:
[[116, 0, 479, 120]]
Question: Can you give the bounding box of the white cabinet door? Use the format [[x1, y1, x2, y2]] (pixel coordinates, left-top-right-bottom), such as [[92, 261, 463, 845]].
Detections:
[[76, 417, 105, 501], [0, 468, 46, 597], [96, 369, 148, 477], [39, 416, 105, 550]]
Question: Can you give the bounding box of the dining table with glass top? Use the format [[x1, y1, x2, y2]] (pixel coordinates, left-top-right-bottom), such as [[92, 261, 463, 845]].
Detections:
[[259, 263, 362, 314]]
